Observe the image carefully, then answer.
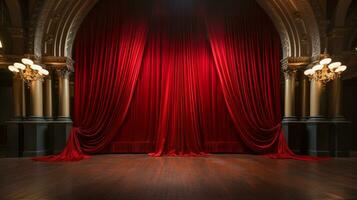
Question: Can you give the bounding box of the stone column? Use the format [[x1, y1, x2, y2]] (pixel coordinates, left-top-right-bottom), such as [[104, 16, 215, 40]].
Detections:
[[44, 75, 53, 119], [299, 71, 310, 119], [12, 75, 26, 118], [329, 78, 344, 120], [283, 69, 297, 121], [29, 79, 44, 119], [57, 69, 71, 120], [309, 79, 326, 120]]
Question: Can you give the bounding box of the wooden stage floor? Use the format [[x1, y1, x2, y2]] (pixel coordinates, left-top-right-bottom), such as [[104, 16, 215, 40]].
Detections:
[[1, 154, 357, 200]]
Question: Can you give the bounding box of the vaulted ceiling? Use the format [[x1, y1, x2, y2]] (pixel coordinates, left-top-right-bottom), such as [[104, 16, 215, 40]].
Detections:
[[0, 0, 356, 77]]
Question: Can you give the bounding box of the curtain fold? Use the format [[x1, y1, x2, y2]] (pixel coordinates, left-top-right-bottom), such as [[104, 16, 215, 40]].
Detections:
[[205, 6, 322, 160], [34, 0, 323, 162], [207, 16, 287, 156], [112, 4, 243, 156], [34, 1, 149, 161], [148, 15, 208, 156]]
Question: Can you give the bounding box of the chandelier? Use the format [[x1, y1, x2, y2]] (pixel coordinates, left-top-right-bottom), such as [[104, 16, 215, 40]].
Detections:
[[304, 54, 347, 84], [8, 58, 49, 84]]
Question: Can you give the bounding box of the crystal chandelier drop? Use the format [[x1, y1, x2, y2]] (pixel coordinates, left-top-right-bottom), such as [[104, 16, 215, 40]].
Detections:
[[304, 54, 347, 85], [8, 58, 49, 84]]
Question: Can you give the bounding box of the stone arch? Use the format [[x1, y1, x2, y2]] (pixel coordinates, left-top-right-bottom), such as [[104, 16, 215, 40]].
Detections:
[[32, 0, 322, 61], [257, 0, 321, 58], [33, 0, 97, 58]]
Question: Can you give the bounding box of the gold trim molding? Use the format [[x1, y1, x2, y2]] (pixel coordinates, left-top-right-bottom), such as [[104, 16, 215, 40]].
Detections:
[[0, 55, 74, 71], [281, 56, 311, 71], [42, 56, 74, 71]]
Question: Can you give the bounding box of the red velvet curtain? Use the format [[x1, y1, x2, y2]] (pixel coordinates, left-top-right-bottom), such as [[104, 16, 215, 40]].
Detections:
[[34, 1, 149, 161], [34, 0, 318, 162], [206, 11, 290, 157], [110, 2, 245, 155]]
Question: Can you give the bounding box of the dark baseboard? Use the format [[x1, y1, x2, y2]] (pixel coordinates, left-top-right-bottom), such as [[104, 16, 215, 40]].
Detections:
[[4, 120, 72, 157], [23, 149, 52, 157], [283, 119, 352, 157]]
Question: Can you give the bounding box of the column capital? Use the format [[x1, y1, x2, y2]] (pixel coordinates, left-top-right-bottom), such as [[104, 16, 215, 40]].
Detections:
[[281, 56, 311, 70], [56, 69, 72, 79], [282, 56, 311, 79], [283, 69, 297, 79], [42, 56, 74, 71]]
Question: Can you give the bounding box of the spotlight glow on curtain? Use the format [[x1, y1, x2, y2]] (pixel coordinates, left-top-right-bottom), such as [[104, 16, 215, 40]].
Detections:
[[34, 0, 319, 161]]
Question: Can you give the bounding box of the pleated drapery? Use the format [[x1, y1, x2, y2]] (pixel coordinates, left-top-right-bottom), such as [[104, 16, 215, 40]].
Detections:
[[34, 0, 321, 161]]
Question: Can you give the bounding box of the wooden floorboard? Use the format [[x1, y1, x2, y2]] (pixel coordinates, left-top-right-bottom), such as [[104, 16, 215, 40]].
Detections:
[[1, 154, 357, 200]]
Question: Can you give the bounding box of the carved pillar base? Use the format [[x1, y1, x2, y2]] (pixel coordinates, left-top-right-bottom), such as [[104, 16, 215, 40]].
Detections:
[[53, 122, 72, 153], [282, 121, 308, 154], [306, 120, 351, 157], [283, 120, 351, 157], [282, 117, 298, 122], [5, 120, 72, 157], [5, 121, 23, 157], [23, 121, 51, 156]]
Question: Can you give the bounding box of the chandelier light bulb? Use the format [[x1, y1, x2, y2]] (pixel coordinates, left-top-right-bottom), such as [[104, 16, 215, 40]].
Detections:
[[14, 62, 26, 70], [312, 64, 323, 71], [335, 65, 347, 73], [8, 65, 13, 72], [21, 58, 34, 65], [40, 68, 49, 75], [8, 58, 50, 84], [328, 62, 341, 70], [30, 64, 42, 71], [8, 65, 17, 72], [304, 69, 314, 75], [319, 58, 332, 65], [305, 53, 346, 84]]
